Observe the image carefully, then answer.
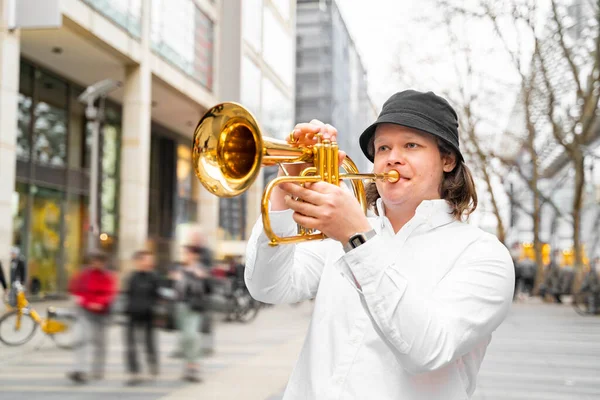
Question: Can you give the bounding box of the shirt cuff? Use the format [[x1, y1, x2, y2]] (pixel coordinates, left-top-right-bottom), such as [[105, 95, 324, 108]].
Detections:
[[266, 209, 297, 237]]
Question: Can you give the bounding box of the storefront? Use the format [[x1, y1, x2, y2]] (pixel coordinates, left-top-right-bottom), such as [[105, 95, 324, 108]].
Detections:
[[12, 59, 121, 294]]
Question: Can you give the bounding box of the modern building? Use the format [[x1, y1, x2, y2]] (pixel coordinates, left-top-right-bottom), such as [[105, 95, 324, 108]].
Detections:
[[295, 0, 374, 173], [0, 0, 296, 295], [216, 0, 296, 256]]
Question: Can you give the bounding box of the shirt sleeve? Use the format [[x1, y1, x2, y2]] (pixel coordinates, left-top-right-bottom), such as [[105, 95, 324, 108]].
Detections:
[[244, 210, 330, 304], [342, 232, 515, 374]]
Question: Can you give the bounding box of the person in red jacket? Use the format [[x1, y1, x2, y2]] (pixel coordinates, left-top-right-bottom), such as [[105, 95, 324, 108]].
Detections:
[[66, 251, 117, 384]]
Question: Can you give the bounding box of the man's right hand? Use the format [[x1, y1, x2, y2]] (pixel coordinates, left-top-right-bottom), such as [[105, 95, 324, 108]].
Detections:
[[271, 120, 345, 211]]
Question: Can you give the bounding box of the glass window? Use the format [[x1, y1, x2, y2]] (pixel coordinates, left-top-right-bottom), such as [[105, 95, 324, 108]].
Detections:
[[261, 77, 293, 139], [151, 0, 214, 90], [263, 7, 293, 87], [101, 119, 120, 236], [33, 72, 68, 167], [28, 186, 63, 293], [17, 63, 33, 161], [177, 144, 193, 199], [82, 0, 142, 37], [219, 195, 246, 240], [176, 143, 198, 225], [241, 56, 261, 117], [68, 87, 86, 169], [12, 182, 29, 249], [65, 193, 86, 279], [242, 0, 262, 51]]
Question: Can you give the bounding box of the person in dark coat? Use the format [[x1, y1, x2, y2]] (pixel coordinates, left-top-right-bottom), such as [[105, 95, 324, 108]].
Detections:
[[124, 250, 160, 385], [0, 261, 7, 294], [9, 247, 26, 287]]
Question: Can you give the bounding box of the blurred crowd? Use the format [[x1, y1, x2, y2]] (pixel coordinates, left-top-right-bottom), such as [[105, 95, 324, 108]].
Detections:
[[0, 230, 247, 387]]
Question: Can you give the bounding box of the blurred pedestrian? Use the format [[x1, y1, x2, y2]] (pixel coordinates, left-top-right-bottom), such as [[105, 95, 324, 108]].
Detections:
[[0, 260, 7, 300], [172, 245, 212, 382], [124, 250, 160, 386], [66, 251, 117, 384], [9, 247, 26, 288], [539, 250, 563, 303]]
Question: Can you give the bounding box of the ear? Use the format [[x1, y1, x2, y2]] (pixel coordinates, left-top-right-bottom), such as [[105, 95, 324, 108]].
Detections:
[[442, 152, 457, 173]]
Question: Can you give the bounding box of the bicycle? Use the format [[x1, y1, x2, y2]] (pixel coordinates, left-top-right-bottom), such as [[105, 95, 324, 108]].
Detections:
[[0, 282, 81, 349]]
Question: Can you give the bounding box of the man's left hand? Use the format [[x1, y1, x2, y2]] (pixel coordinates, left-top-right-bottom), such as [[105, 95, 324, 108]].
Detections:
[[280, 181, 371, 244]]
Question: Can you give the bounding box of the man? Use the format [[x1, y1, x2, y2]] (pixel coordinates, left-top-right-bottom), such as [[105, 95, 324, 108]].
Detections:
[[67, 251, 117, 383], [172, 245, 212, 382], [245, 90, 515, 399], [124, 250, 160, 385], [0, 260, 7, 298], [9, 247, 26, 287], [539, 249, 563, 303]]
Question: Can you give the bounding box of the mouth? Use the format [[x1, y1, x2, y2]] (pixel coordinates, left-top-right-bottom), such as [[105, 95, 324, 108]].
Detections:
[[387, 170, 410, 183]]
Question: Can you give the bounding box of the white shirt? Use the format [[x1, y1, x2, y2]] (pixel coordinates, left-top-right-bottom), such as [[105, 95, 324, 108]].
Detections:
[[245, 199, 515, 400]]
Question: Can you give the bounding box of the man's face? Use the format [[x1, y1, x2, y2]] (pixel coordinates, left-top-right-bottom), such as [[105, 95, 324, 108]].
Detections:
[[139, 254, 155, 270], [372, 124, 456, 211], [91, 259, 106, 269]]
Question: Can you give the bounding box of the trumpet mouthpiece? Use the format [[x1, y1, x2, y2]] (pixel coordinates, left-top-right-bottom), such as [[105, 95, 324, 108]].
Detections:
[[386, 170, 400, 183]]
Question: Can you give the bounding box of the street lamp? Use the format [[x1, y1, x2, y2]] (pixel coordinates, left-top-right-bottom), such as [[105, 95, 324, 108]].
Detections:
[[78, 79, 122, 252]]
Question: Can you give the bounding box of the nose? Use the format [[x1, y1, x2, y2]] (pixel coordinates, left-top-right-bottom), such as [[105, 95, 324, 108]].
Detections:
[[386, 147, 406, 167]]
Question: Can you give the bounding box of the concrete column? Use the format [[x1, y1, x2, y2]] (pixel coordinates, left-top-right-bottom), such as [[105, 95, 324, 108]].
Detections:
[[0, 1, 20, 280], [197, 187, 220, 250], [118, 0, 151, 269], [245, 173, 264, 240]]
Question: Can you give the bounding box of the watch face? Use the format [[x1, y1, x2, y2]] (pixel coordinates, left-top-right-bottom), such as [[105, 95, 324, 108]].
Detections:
[[350, 235, 365, 248]]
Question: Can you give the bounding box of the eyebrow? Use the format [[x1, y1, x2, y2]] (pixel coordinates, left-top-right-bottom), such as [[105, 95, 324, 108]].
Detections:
[[374, 132, 424, 144]]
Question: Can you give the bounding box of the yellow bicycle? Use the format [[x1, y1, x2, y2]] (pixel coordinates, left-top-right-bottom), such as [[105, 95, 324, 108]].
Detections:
[[0, 282, 81, 349]]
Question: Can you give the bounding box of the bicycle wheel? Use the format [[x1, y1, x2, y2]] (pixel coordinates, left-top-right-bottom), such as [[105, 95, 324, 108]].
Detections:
[[235, 291, 260, 323], [48, 311, 83, 350], [572, 292, 591, 316], [0, 310, 38, 346]]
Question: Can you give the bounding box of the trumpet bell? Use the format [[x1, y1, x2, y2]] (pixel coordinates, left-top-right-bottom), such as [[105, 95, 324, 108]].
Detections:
[[192, 103, 263, 197]]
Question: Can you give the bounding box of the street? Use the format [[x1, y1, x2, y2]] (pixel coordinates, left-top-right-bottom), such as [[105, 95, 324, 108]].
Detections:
[[0, 299, 599, 400]]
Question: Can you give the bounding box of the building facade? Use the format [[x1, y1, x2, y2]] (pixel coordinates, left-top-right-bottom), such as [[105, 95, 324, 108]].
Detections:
[[295, 0, 374, 173], [0, 0, 296, 295], [217, 0, 296, 256]]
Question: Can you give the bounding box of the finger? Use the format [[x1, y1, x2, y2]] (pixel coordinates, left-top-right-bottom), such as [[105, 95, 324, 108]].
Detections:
[[279, 182, 325, 205], [293, 123, 323, 133], [292, 212, 320, 231], [290, 124, 322, 145], [338, 150, 346, 165], [323, 124, 338, 141], [309, 119, 325, 126], [303, 181, 338, 195], [284, 195, 320, 217]]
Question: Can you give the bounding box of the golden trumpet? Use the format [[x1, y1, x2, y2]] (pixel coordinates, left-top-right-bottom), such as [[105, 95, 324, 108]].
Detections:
[[192, 102, 399, 246]]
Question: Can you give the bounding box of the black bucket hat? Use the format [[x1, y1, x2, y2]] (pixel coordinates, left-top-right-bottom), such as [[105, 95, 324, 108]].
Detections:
[[359, 90, 463, 162]]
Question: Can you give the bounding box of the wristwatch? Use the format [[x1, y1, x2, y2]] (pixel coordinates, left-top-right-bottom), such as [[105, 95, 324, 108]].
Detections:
[[343, 229, 376, 253]]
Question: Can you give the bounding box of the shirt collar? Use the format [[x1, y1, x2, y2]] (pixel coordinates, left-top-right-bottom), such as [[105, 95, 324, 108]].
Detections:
[[376, 198, 455, 230]]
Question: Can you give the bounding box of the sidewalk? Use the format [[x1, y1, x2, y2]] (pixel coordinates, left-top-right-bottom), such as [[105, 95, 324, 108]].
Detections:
[[0, 300, 313, 400]]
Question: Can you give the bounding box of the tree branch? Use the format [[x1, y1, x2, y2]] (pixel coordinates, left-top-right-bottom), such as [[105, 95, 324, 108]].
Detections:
[[550, 0, 584, 100]]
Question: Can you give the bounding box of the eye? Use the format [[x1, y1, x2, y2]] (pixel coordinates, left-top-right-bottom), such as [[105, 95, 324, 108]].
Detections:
[[376, 144, 389, 152], [406, 143, 419, 149]]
